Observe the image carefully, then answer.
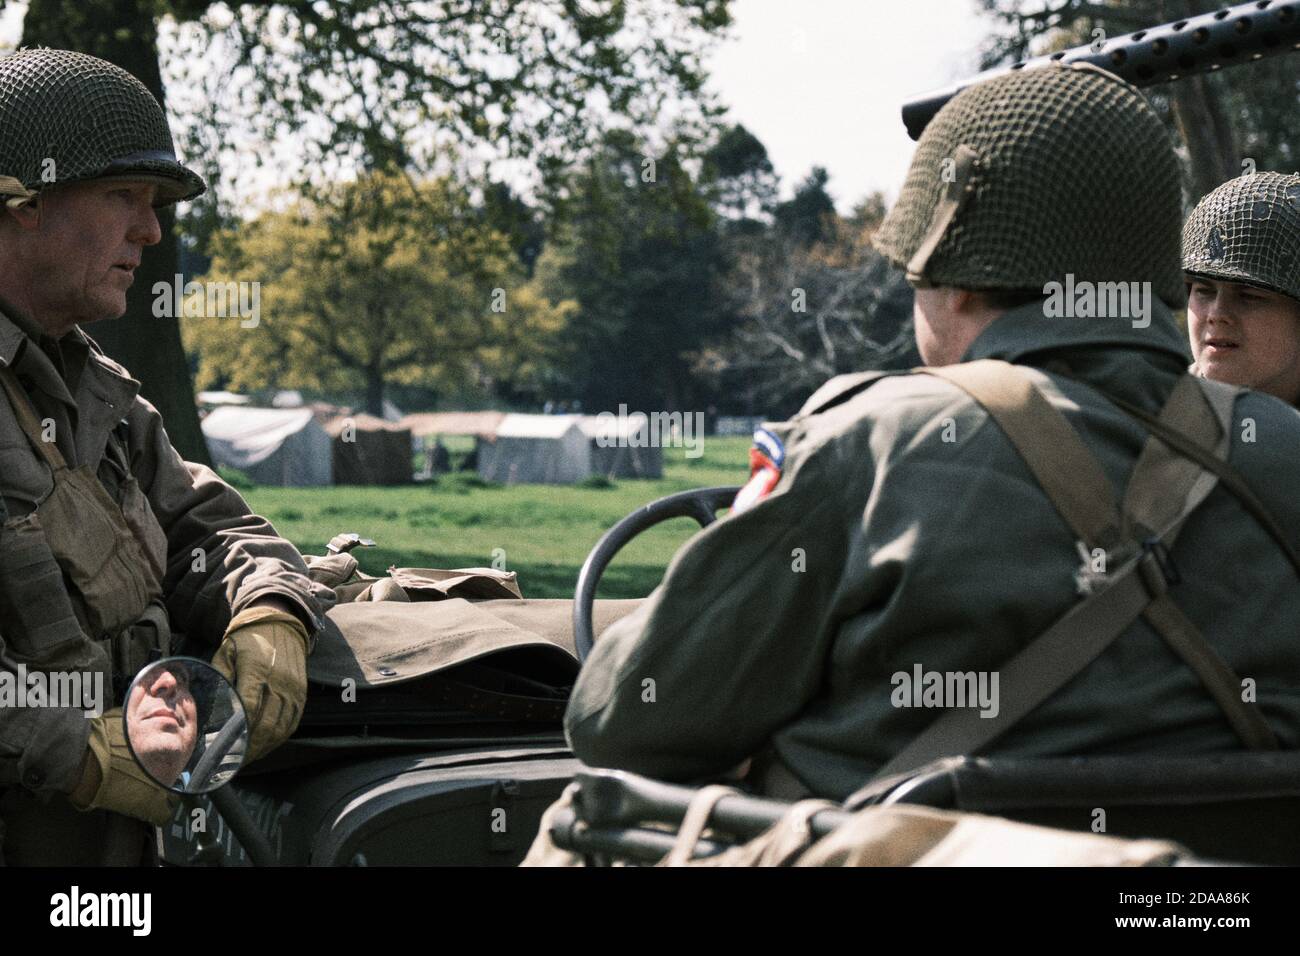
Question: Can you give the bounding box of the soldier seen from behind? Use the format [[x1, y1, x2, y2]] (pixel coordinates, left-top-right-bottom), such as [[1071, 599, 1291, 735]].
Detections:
[[562, 64, 1300, 801]]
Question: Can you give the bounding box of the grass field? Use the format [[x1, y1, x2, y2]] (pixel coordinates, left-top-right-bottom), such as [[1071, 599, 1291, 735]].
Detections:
[[242, 435, 752, 599]]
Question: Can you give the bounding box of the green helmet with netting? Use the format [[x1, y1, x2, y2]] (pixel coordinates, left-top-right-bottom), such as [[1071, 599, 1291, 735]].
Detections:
[[1182, 171, 1300, 304], [873, 63, 1185, 307], [0, 48, 205, 209]]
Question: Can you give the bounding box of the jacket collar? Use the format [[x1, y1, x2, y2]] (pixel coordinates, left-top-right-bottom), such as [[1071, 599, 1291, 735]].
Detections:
[[964, 297, 1191, 367], [0, 299, 35, 369], [0, 301, 81, 408], [0, 303, 140, 467]]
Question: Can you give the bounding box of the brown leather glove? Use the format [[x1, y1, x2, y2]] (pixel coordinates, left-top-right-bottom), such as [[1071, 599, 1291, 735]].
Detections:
[[211, 605, 310, 762], [69, 708, 177, 826]]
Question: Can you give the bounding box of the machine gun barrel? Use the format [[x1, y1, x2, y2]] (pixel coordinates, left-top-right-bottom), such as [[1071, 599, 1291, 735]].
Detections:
[[902, 0, 1300, 139]]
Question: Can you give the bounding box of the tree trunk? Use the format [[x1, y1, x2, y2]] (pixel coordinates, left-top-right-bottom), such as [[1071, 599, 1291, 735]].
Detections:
[[1160, 0, 1240, 202], [1170, 76, 1240, 202], [20, 0, 212, 465], [365, 366, 385, 417]]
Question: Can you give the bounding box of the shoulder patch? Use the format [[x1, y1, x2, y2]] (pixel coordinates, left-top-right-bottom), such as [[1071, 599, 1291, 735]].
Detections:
[[751, 426, 785, 469], [731, 427, 785, 514]]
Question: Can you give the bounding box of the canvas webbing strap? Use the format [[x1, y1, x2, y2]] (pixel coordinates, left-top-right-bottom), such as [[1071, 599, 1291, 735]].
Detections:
[[926, 359, 1121, 548], [660, 785, 738, 867], [1121, 375, 1276, 751], [1141, 596, 1275, 750], [0, 174, 36, 207], [1120, 375, 1222, 543], [0, 364, 68, 471], [871, 363, 1275, 783], [1108, 388, 1300, 579]]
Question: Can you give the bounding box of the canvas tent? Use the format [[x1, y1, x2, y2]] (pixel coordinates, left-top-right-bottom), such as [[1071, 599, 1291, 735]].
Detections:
[[196, 390, 251, 408], [579, 414, 663, 479], [402, 411, 507, 476], [202, 406, 333, 487], [322, 413, 413, 485], [401, 410, 506, 440], [477, 414, 590, 485]]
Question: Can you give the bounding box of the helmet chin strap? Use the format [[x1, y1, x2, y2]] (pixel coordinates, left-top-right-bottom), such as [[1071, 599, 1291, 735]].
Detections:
[[0, 174, 36, 208], [905, 144, 978, 286]]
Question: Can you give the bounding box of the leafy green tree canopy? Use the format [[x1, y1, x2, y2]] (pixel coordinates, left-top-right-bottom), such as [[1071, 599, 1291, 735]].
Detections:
[[184, 169, 574, 415]]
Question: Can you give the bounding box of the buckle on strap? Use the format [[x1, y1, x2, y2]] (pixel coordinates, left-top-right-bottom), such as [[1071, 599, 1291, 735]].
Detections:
[[1137, 537, 1180, 599]]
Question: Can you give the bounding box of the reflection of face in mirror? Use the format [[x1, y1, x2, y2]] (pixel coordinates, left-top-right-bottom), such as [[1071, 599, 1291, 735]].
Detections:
[[125, 657, 249, 794], [127, 662, 198, 788]]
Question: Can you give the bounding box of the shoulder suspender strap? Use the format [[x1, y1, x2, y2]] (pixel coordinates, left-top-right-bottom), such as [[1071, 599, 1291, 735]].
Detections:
[[872, 365, 1278, 782], [1142, 596, 1277, 750], [1120, 375, 1277, 751], [1193, 377, 1239, 438], [0, 364, 68, 472], [870, 521, 1196, 782], [1108, 386, 1300, 580], [1120, 375, 1224, 541], [923, 359, 1120, 549]]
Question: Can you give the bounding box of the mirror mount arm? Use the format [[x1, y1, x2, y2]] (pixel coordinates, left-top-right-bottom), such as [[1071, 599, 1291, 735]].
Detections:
[[181, 794, 226, 866], [209, 786, 280, 867]]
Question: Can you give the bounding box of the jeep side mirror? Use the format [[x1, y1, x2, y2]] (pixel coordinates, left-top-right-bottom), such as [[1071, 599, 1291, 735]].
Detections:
[[124, 657, 248, 795]]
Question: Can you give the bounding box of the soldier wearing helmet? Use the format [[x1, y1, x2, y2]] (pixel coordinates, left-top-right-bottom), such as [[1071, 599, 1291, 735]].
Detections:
[[0, 49, 336, 865], [562, 65, 1300, 801], [1183, 172, 1300, 407]]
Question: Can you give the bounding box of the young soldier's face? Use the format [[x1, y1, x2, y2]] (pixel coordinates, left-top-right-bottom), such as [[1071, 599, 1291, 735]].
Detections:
[[5, 179, 162, 336], [1187, 276, 1300, 406]]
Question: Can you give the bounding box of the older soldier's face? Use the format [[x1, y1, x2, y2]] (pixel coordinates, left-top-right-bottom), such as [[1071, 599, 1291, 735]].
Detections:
[[127, 662, 199, 788], [1187, 276, 1300, 406], [4, 179, 162, 337]]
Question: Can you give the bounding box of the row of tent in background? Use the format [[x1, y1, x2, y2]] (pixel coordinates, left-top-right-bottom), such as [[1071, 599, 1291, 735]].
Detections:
[[195, 391, 712, 487]]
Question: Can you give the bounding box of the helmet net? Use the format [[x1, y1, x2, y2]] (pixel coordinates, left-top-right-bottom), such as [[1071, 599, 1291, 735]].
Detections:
[[874, 64, 1185, 307]]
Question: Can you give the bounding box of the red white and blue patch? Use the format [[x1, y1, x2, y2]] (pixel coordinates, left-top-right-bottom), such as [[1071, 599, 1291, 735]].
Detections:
[[731, 427, 785, 514]]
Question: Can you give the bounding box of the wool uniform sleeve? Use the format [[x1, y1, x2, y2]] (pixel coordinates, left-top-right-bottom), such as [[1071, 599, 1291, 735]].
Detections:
[[565, 420, 856, 781]]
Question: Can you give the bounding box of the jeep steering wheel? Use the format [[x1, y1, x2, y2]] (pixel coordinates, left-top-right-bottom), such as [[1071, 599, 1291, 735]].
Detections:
[[573, 486, 741, 664]]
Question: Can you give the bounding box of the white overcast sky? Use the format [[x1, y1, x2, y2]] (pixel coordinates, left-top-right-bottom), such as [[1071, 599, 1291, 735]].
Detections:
[[2, 0, 992, 212], [705, 0, 989, 211]]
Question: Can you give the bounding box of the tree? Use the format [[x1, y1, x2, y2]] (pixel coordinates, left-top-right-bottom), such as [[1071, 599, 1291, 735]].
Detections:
[[536, 131, 731, 414], [7, 0, 734, 458], [774, 167, 837, 247], [182, 170, 573, 415], [702, 205, 916, 418], [974, 0, 1297, 201], [480, 182, 547, 278], [702, 122, 779, 226]]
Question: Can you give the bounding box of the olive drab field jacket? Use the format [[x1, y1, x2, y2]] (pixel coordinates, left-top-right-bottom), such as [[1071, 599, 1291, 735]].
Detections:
[[0, 303, 335, 863], [565, 299, 1300, 801]]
